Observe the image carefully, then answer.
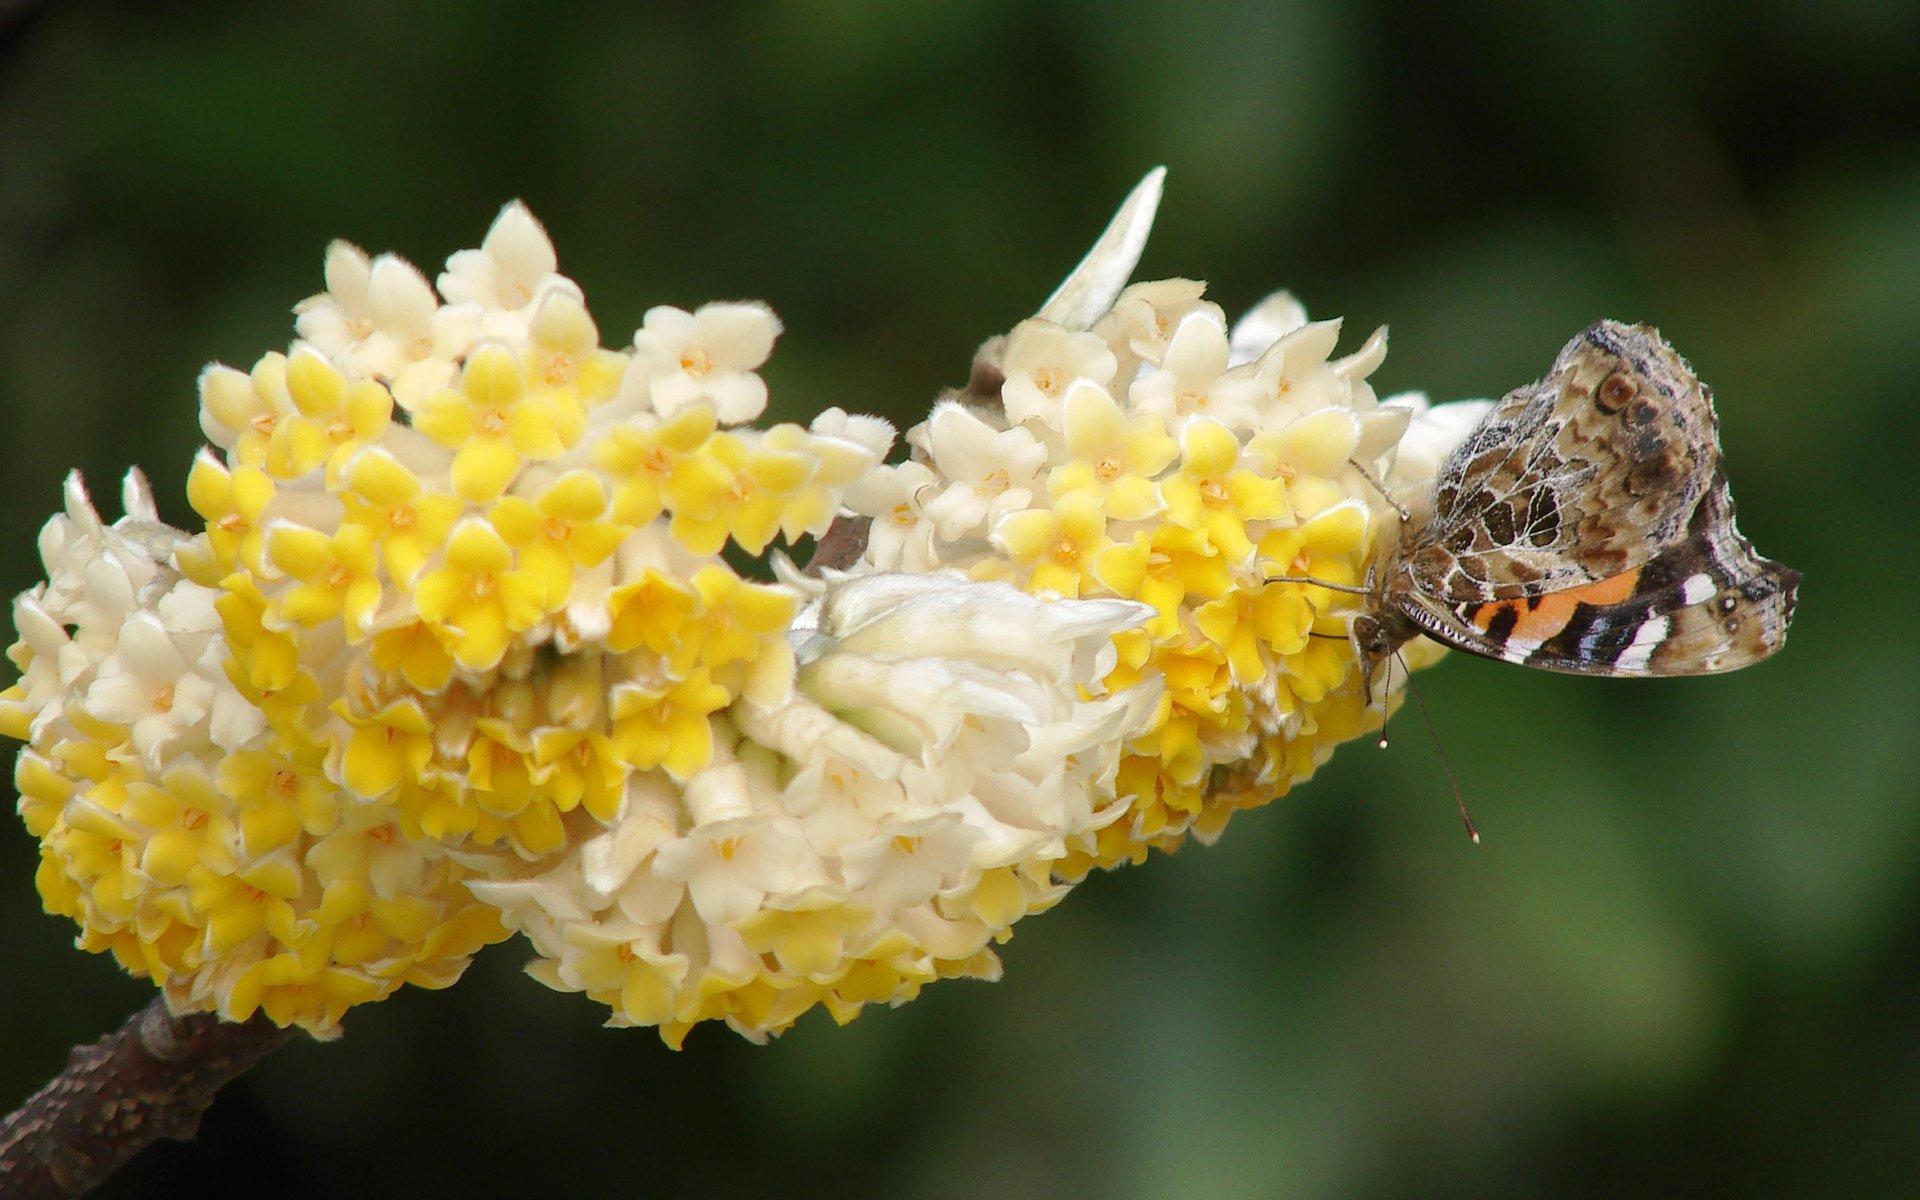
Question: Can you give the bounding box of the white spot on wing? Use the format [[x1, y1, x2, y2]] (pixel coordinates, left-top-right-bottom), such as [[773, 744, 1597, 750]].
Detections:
[[1614, 615, 1670, 672], [1681, 573, 1716, 606]]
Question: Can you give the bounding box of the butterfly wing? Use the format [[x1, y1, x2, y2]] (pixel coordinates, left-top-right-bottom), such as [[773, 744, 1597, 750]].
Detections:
[[1392, 469, 1799, 676], [1399, 321, 1722, 602]]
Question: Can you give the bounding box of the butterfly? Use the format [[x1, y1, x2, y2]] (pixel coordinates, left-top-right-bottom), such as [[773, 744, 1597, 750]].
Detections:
[[1341, 320, 1799, 691]]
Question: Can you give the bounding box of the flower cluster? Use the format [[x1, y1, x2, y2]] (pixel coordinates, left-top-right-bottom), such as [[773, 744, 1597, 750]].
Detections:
[[0, 201, 1176, 1042], [5, 178, 1484, 1043], [845, 182, 1454, 872], [3, 474, 506, 1032]]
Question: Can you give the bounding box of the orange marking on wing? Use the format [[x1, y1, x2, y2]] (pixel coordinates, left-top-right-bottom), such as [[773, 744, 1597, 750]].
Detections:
[[1471, 568, 1643, 642]]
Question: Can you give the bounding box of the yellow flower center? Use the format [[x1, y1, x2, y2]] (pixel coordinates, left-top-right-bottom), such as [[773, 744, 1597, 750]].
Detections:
[[501, 282, 533, 309], [365, 823, 398, 845], [328, 417, 357, 444], [891, 835, 921, 855], [975, 468, 1009, 496], [249, 413, 277, 437], [715, 836, 740, 862], [326, 562, 353, 590], [470, 574, 498, 600], [641, 446, 673, 476], [679, 349, 714, 377], [1050, 536, 1081, 568], [542, 353, 575, 387], [889, 501, 916, 527], [217, 513, 246, 533], [181, 808, 209, 832], [406, 334, 434, 361], [477, 408, 508, 437], [389, 506, 417, 532], [543, 516, 573, 543], [152, 685, 175, 714], [1033, 366, 1065, 396], [271, 769, 299, 796], [1199, 479, 1230, 508], [346, 317, 373, 339], [615, 942, 638, 963], [1094, 455, 1123, 482], [1176, 390, 1206, 415]]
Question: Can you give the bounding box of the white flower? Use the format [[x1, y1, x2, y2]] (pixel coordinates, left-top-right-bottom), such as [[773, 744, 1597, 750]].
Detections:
[[1227, 290, 1310, 366], [844, 461, 940, 571], [1091, 278, 1213, 382], [1000, 319, 1118, 429], [809, 407, 896, 459], [346, 255, 482, 407], [438, 200, 581, 335], [917, 402, 1047, 541], [629, 302, 781, 424], [840, 813, 977, 911], [1128, 310, 1266, 431], [651, 814, 822, 927], [293, 240, 376, 360], [80, 612, 217, 768]]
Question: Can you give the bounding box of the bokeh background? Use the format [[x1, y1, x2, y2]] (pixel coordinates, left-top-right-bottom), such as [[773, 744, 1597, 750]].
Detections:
[[2, 2, 1916, 1196]]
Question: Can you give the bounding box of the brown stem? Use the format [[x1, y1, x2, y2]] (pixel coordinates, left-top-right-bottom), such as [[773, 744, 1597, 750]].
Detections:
[[0, 996, 293, 1198]]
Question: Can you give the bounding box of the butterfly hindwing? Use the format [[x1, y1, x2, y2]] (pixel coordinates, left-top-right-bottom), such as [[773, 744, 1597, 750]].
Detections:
[[1393, 469, 1800, 676]]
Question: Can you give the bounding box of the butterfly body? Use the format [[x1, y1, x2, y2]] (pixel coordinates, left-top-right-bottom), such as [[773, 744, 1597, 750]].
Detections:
[[1354, 321, 1799, 687]]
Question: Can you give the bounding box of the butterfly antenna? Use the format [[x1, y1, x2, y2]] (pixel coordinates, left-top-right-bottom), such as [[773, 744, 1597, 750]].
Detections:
[[1264, 574, 1374, 597], [1375, 652, 1392, 749], [1395, 651, 1481, 845], [1348, 458, 1411, 523]]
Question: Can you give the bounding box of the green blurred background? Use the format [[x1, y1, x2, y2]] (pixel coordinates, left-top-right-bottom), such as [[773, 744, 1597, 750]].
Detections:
[[2, 2, 1915, 1196]]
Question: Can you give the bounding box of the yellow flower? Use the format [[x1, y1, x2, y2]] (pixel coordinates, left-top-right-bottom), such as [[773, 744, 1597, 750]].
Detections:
[[186, 452, 274, 573], [340, 450, 463, 585], [665, 431, 817, 555], [217, 747, 340, 852], [336, 697, 436, 799], [284, 350, 395, 483], [530, 728, 626, 823], [411, 519, 545, 671], [1193, 582, 1314, 683], [992, 491, 1111, 598], [1160, 418, 1287, 562], [605, 569, 699, 662], [1256, 499, 1371, 607], [1092, 522, 1230, 633], [609, 668, 731, 780], [122, 765, 236, 887], [369, 620, 458, 694], [595, 405, 717, 525], [525, 291, 627, 409], [1045, 383, 1175, 520], [414, 346, 581, 502], [487, 471, 625, 611], [199, 355, 292, 472], [686, 565, 797, 675], [264, 522, 383, 638], [760, 422, 880, 541]]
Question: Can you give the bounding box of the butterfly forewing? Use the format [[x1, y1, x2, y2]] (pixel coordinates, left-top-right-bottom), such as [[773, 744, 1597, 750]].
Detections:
[[1402, 321, 1722, 602]]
